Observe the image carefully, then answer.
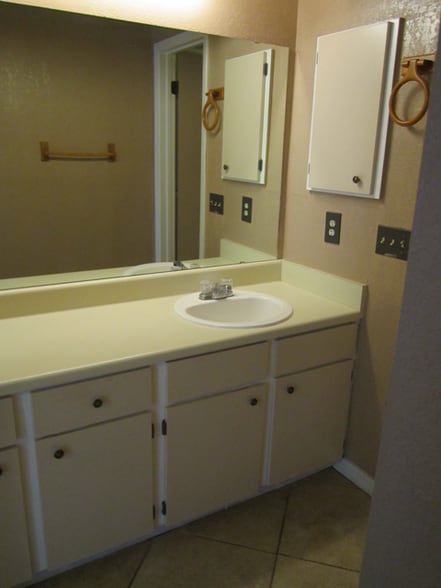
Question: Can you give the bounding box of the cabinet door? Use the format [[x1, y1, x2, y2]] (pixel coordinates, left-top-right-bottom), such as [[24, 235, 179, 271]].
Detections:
[[270, 361, 352, 485], [0, 447, 32, 587], [167, 385, 267, 526], [37, 413, 153, 570]]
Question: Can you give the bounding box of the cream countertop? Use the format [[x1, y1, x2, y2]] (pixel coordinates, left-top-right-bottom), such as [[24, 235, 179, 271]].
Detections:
[[0, 272, 364, 396]]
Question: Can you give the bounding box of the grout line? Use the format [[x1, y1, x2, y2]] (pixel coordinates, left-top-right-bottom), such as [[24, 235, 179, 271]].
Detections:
[[181, 530, 278, 556], [277, 552, 361, 574], [127, 542, 152, 588], [269, 486, 291, 587]]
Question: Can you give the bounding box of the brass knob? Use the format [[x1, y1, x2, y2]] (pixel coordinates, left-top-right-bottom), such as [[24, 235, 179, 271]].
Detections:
[[93, 398, 103, 408], [250, 398, 258, 406], [54, 449, 65, 460], [287, 386, 295, 394], [223, 164, 229, 171], [352, 175, 361, 184]]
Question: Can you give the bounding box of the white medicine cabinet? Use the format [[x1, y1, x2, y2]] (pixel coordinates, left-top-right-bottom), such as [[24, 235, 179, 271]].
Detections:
[[307, 19, 401, 199], [221, 49, 273, 184]]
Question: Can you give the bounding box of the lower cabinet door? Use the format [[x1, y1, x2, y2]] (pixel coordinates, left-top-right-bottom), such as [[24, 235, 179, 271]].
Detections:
[[270, 361, 353, 485], [0, 447, 33, 588], [167, 385, 267, 526], [37, 413, 154, 570]]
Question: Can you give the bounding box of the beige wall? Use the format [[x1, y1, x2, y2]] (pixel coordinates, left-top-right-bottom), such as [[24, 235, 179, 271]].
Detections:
[[204, 37, 291, 258], [284, 0, 440, 475], [2, 0, 298, 47], [0, 3, 162, 277]]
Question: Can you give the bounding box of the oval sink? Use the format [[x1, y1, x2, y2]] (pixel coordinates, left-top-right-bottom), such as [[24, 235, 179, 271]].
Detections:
[[174, 290, 292, 328]]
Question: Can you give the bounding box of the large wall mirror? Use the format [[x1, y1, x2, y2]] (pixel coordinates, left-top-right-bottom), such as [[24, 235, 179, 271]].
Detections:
[[0, 1, 290, 290]]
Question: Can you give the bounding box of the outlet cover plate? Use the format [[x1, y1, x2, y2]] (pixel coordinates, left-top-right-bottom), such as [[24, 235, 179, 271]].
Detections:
[[324, 211, 342, 244], [241, 196, 253, 223]]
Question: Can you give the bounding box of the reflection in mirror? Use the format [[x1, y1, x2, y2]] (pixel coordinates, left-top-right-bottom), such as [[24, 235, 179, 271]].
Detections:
[[0, 2, 289, 290]]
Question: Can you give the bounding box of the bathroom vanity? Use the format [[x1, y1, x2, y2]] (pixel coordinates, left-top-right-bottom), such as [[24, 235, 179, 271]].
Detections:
[[0, 260, 365, 587]]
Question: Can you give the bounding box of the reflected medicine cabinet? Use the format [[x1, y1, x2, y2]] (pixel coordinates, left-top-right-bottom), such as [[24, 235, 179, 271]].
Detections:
[[221, 49, 273, 185], [307, 19, 401, 199]]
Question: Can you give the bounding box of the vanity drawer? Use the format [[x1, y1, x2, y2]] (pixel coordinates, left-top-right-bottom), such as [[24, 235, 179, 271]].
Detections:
[[32, 367, 152, 437], [274, 323, 358, 376], [0, 396, 16, 448], [167, 342, 269, 404]]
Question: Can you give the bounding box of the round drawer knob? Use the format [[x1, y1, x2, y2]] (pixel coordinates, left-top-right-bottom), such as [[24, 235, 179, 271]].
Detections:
[[352, 175, 361, 184], [93, 398, 103, 408], [287, 386, 295, 394], [249, 398, 258, 406], [54, 449, 65, 460]]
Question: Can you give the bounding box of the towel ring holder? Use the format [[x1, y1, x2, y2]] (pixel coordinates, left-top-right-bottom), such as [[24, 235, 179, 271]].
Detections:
[[389, 58, 434, 127], [202, 87, 224, 132]]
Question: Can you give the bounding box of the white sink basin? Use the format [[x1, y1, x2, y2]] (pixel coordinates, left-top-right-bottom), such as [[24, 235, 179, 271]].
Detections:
[[174, 290, 292, 328]]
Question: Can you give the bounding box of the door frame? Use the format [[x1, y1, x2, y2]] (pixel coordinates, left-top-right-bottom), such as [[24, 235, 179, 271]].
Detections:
[[154, 31, 208, 262]]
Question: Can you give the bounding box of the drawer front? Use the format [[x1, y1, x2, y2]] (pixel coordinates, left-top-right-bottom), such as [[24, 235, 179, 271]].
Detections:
[[33, 367, 152, 437], [167, 342, 269, 404], [0, 397, 16, 448], [274, 323, 357, 376]]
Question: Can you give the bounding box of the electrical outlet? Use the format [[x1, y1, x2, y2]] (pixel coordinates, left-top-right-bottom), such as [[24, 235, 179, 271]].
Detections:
[[209, 193, 224, 215], [241, 196, 252, 223], [375, 225, 411, 260], [324, 212, 342, 244]]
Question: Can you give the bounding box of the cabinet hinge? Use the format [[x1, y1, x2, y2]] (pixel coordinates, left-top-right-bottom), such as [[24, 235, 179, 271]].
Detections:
[[153, 504, 156, 519], [151, 423, 155, 439], [263, 62, 269, 76], [171, 80, 179, 96], [161, 500, 167, 516], [258, 159, 263, 172], [161, 419, 167, 435]]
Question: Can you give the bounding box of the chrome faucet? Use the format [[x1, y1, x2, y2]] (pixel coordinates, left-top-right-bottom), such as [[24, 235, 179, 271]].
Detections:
[[199, 278, 233, 300]]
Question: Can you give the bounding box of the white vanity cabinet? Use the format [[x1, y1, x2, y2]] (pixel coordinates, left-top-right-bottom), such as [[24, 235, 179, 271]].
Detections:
[[32, 368, 154, 571], [0, 397, 33, 587], [269, 324, 358, 485], [165, 343, 269, 525]]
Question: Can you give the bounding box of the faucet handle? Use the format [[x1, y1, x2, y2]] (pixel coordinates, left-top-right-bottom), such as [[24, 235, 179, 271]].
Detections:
[[199, 280, 214, 300], [220, 277, 233, 296]]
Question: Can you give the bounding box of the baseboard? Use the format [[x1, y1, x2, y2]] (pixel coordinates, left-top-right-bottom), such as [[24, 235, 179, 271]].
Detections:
[[334, 458, 375, 496]]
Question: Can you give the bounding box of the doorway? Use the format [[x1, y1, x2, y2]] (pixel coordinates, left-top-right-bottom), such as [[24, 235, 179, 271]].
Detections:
[[154, 32, 207, 263]]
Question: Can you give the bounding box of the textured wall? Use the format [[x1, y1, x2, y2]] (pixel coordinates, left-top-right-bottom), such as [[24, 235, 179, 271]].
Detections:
[[360, 29, 441, 588], [283, 0, 440, 475], [0, 4, 157, 277]]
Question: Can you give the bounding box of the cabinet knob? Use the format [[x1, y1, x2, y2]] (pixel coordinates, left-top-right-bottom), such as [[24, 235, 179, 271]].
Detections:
[[223, 164, 229, 171], [249, 398, 258, 406], [287, 386, 295, 394], [93, 398, 103, 408], [54, 449, 65, 460], [352, 175, 361, 184]]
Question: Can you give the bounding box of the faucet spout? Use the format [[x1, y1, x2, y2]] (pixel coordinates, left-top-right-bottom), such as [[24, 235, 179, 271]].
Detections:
[[199, 278, 233, 300]]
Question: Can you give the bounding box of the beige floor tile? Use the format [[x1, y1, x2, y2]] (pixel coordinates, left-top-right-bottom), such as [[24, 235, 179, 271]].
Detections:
[[182, 486, 290, 552], [131, 530, 275, 588], [280, 477, 370, 570], [272, 555, 360, 588], [34, 541, 150, 588]]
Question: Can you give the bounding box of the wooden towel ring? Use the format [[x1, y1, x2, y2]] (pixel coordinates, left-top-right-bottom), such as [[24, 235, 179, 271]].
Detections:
[[389, 58, 433, 127], [202, 87, 224, 132]]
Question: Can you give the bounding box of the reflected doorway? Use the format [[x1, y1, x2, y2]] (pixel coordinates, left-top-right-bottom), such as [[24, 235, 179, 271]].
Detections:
[[154, 32, 207, 264]]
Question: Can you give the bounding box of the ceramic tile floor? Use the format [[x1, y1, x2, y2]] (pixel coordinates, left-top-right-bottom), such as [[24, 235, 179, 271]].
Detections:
[[35, 468, 370, 588]]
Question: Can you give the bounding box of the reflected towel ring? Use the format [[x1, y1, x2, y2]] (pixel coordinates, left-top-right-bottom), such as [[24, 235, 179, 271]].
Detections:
[[202, 87, 224, 132], [389, 58, 434, 127]]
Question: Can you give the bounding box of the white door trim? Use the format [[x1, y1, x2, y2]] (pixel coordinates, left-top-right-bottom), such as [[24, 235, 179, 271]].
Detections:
[[154, 31, 208, 262]]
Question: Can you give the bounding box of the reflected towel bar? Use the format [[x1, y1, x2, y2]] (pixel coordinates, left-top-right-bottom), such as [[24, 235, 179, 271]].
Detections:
[[40, 141, 116, 161]]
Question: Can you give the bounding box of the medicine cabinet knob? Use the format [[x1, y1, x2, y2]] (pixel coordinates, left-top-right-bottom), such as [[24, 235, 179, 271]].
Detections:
[[287, 386, 295, 394], [249, 398, 258, 406], [93, 398, 103, 408], [223, 164, 229, 171], [352, 175, 361, 184], [54, 449, 65, 460]]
